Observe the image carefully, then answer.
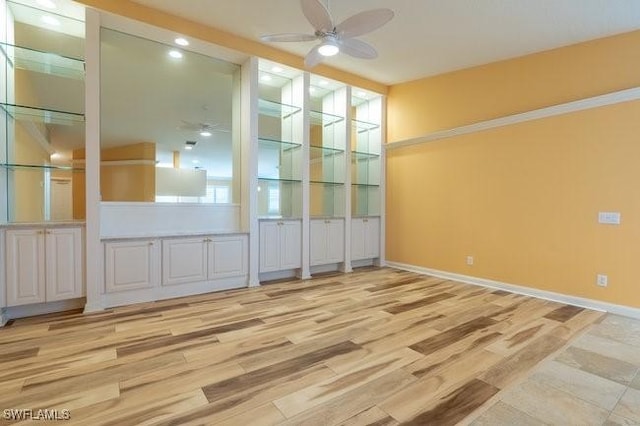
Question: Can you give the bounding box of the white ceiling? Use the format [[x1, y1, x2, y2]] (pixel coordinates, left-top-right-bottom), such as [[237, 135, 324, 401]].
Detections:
[[131, 0, 640, 85]]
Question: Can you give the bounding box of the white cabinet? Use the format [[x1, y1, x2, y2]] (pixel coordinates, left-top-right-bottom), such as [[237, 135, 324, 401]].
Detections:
[[208, 235, 248, 279], [6, 227, 83, 306], [259, 220, 301, 273], [46, 228, 84, 302], [310, 219, 344, 266], [352, 217, 380, 261], [162, 235, 248, 285], [105, 239, 159, 293], [162, 238, 207, 286]]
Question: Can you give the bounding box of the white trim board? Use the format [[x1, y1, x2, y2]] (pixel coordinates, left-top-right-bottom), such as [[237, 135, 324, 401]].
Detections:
[[386, 86, 640, 151], [386, 261, 640, 320]]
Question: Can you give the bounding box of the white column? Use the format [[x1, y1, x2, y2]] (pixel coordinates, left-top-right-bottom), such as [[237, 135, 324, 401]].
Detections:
[[83, 8, 103, 312]]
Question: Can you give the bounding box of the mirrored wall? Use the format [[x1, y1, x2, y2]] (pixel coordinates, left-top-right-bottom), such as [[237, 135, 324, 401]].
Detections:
[[98, 28, 241, 205], [0, 0, 85, 223]]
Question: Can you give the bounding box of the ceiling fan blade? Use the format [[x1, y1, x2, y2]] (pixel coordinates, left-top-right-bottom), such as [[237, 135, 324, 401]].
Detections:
[[335, 9, 394, 38], [338, 38, 378, 59], [304, 45, 324, 68], [260, 33, 317, 42], [301, 0, 333, 32]]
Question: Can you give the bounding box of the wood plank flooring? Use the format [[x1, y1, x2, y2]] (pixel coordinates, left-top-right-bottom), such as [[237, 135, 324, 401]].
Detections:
[[0, 268, 604, 425]]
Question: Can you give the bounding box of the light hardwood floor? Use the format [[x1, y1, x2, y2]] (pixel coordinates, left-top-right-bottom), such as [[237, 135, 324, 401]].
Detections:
[[0, 268, 606, 425]]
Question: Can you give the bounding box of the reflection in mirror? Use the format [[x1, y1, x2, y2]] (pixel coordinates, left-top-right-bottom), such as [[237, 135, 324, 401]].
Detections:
[[0, 0, 85, 223], [98, 28, 240, 205]]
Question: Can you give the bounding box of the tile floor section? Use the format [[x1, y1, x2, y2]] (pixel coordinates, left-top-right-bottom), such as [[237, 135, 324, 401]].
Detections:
[[465, 314, 640, 426]]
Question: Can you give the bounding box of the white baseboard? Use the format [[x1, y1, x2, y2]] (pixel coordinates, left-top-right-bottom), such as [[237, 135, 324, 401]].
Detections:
[[0, 309, 7, 327], [386, 261, 640, 320], [3, 299, 86, 322], [83, 302, 106, 314]]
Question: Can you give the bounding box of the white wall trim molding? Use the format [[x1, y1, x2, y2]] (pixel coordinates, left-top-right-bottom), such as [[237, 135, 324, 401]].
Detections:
[[4, 299, 86, 322], [386, 261, 640, 320], [386, 86, 640, 151]]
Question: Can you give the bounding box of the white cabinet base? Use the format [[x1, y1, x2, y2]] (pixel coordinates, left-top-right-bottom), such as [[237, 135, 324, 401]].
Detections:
[[102, 234, 249, 309]]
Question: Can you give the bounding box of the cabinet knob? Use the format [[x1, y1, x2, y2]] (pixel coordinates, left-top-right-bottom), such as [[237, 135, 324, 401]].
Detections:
[[46, 230, 52, 234], [37, 230, 44, 234], [278, 221, 284, 226], [363, 219, 368, 223], [325, 220, 330, 224], [148, 242, 154, 246]]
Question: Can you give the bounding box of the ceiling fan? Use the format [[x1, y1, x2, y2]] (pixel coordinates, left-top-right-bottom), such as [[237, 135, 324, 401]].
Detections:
[[260, 0, 394, 68], [178, 120, 230, 137]]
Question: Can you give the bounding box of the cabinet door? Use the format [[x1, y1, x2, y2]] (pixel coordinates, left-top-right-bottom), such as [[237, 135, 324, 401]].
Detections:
[[259, 221, 281, 273], [6, 229, 45, 306], [351, 218, 366, 261], [105, 240, 158, 293], [310, 220, 328, 266], [326, 219, 345, 264], [208, 235, 248, 279], [162, 238, 208, 286], [280, 221, 302, 270], [365, 217, 380, 259], [46, 228, 83, 301]]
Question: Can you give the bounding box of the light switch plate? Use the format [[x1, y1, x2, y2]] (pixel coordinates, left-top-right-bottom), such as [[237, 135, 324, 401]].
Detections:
[[598, 212, 621, 225]]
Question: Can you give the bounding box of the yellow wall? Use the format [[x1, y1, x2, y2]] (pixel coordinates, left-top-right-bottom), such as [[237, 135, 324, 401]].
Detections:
[[388, 30, 640, 142], [386, 30, 640, 309]]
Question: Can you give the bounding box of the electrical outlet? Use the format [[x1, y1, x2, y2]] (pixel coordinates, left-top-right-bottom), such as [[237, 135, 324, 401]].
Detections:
[[466, 256, 474, 266], [598, 212, 621, 225], [596, 274, 608, 287]]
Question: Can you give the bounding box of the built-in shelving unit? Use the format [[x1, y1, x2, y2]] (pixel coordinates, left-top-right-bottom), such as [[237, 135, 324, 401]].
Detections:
[[351, 92, 382, 217], [257, 64, 304, 219], [1, 0, 86, 223], [309, 75, 347, 218]]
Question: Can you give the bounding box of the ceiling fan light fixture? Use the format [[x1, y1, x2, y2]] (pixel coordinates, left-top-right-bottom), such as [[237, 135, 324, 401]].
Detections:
[[318, 42, 339, 57]]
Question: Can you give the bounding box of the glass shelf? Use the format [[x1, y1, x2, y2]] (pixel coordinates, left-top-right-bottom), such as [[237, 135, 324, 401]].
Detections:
[[310, 110, 345, 126], [351, 150, 380, 160], [259, 138, 302, 151], [258, 98, 301, 119], [0, 163, 85, 171], [0, 103, 84, 125], [0, 42, 85, 80], [352, 119, 380, 132], [310, 145, 345, 157], [351, 183, 380, 187], [310, 180, 344, 185], [258, 177, 302, 183]]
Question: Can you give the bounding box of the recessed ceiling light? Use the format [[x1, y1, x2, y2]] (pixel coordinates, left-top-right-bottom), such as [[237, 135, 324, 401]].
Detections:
[[175, 37, 189, 46], [271, 66, 283, 73], [41, 15, 60, 26], [168, 50, 183, 59], [260, 74, 272, 82], [184, 145, 193, 150], [192, 159, 200, 164], [37, 0, 56, 9], [200, 130, 212, 137], [319, 80, 329, 86]]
